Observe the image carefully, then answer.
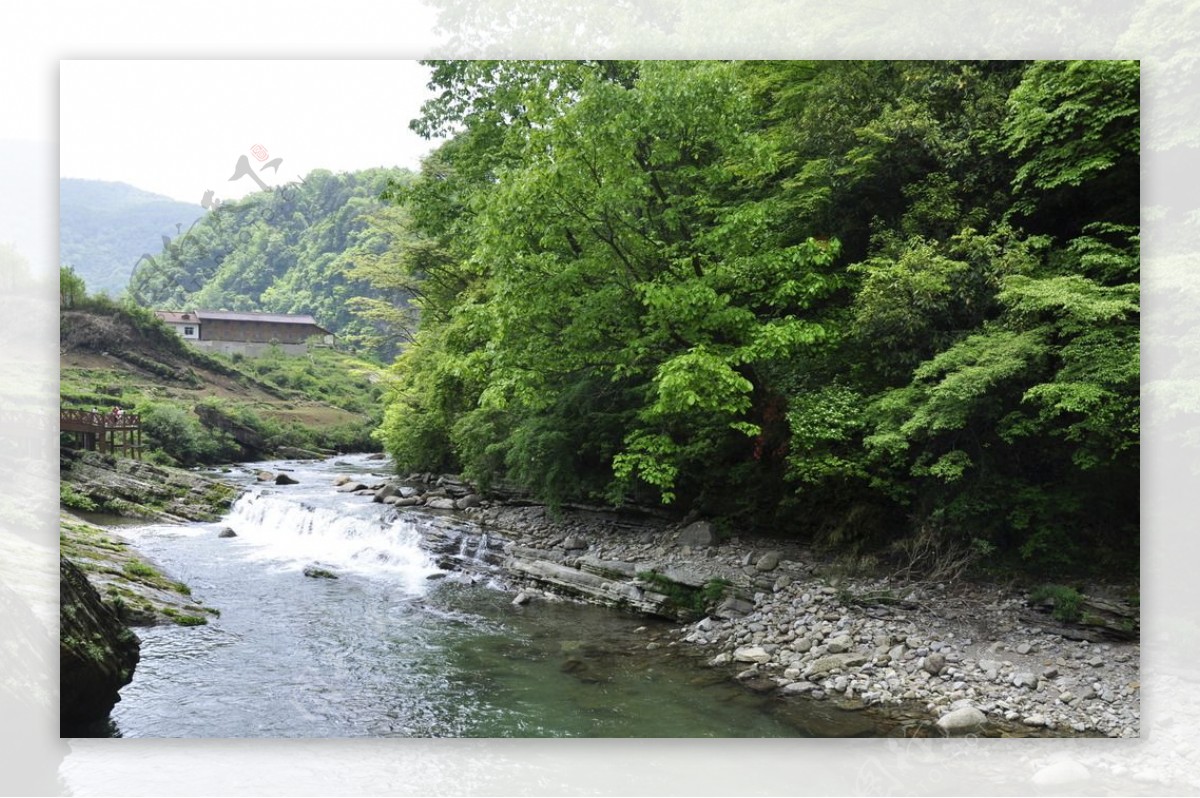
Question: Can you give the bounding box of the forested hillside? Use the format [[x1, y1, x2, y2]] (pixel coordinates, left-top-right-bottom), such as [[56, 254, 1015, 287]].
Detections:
[[128, 167, 416, 359], [59, 179, 207, 296], [368, 60, 1139, 578]]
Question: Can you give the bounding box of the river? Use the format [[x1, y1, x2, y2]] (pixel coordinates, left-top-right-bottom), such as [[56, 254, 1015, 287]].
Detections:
[[105, 454, 885, 738]]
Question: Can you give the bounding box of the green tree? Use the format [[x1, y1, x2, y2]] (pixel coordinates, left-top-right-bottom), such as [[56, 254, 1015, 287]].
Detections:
[[127, 167, 414, 359], [374, 59, 1139, 576], [60, 265, 88, 308], [1003, 60, 1140, 235]]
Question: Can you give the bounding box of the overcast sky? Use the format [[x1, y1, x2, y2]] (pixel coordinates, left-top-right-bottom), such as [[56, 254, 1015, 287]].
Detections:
[[59, 60, 442, 205]]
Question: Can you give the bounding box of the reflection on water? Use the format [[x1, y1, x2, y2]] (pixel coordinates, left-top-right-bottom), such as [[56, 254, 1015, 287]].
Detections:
[[106, 455, 881, 738]]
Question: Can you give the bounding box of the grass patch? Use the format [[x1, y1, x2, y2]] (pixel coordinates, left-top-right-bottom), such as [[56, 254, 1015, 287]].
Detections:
[[161, 607, 208, 626], [123, 560, 160, 580], [637, 572, 731, 615], [1030, 584, 1083, 623], [60, 484, 98, 512]]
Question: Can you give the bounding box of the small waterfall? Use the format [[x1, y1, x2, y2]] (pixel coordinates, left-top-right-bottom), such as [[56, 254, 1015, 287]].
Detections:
[[223, 491, 438, 591]]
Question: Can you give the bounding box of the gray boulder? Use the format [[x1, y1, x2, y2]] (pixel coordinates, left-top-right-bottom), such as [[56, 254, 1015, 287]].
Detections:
[[826, 635, 854, 654], [936, 706, 988, 735], [659, 564, 713, 588], [779, 681, 817, 696], [733, 646, 772, 664], [678, 520, 718, 547], [715, 596, 755, 618], [806, 652, 867, 678], [274, 473, 299, 485], [1013, 671, 1039, 689], [217, 527, 237, 538], [755, 551, 781, 571]]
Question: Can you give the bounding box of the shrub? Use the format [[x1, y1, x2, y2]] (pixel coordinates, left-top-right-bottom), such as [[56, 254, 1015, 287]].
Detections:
[[1030, 584, 1083, 622], [137, 402, 207, 465], [60, 484, 98, 512], [636, 572, 731, 615]]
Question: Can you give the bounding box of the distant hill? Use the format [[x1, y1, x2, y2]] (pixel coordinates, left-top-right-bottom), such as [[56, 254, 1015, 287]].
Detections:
[[60, 178, 207, 296], [127, 167, 416, 360]]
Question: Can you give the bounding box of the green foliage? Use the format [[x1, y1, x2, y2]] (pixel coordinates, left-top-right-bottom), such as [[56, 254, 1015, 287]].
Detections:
[[231, 347, 384, 415], [374, 59, 1139, 578], [122, 561, 160, 579], [160, 607, 209, 626], [137, 401, 238, 466], [62, 302, 381, 466], [1030, 584, 1083, 623], [1004, 61, 1139, 194], [60, 483, 98, 512], [785, 385, 868, 485], [60, 265, 88, 308], [636, 571, 731, 615], [127, 168, 417, 360]]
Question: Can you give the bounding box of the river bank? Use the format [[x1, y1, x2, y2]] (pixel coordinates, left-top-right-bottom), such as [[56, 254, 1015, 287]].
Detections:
[[61, 451, 1139, 740], [323, 465, 1140, 739], [59, 451, 239, 734]]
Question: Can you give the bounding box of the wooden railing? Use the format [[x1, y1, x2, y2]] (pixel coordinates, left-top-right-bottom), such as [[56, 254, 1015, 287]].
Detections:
[[60, 409, 142, 458]]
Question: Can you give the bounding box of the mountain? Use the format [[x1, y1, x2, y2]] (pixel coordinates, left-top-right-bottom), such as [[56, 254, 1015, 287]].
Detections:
[[59, 179, 207, 296], [127, 167, 416, 359]]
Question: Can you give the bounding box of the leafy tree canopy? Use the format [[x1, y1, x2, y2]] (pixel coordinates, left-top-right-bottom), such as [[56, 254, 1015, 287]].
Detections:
[[363, 60, 1139, 578]]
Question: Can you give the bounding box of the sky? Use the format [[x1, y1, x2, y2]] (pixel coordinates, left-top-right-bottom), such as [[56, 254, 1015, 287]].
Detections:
[[59, 60, 442, 204]]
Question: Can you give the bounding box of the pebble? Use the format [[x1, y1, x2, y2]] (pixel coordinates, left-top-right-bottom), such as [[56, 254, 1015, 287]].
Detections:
[[1013, 671, 1039, 690]]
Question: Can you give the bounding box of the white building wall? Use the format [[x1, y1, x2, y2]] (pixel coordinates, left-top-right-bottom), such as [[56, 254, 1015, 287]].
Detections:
[[165, 322, 201, 339]]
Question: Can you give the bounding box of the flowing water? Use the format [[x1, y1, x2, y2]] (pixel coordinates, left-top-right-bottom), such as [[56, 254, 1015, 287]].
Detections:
[[106, 455, 885, 738]]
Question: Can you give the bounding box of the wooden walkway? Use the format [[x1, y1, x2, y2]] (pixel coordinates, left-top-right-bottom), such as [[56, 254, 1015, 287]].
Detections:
[[60, 409, 142, 459]]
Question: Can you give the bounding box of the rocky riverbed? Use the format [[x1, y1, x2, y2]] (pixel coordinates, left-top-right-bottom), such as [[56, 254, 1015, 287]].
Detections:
[[328, 468, 1140, 739]]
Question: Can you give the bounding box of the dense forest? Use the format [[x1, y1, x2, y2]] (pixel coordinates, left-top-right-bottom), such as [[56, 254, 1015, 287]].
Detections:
[[128, 167, 416, 359], [359, 60, 1139, 578]]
